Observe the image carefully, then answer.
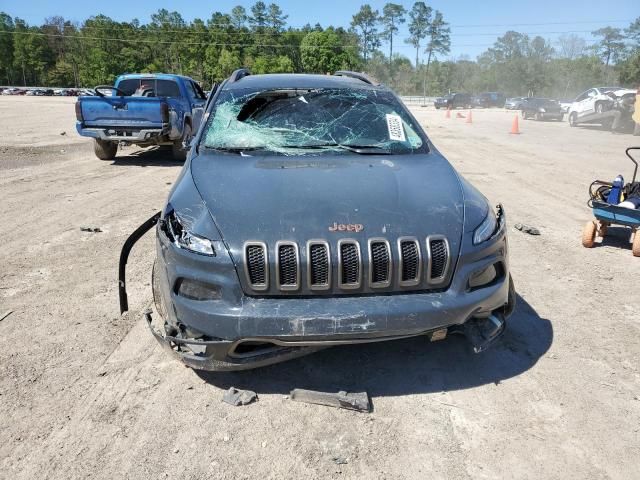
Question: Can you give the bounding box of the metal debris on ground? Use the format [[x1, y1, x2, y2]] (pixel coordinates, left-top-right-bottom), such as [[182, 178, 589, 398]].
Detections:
[[514, 223, 541, 235], [0, 310, 13, 322], [290, 389, 370, 412], [80, 227, 103, 233], [222, 387, 258, 406]]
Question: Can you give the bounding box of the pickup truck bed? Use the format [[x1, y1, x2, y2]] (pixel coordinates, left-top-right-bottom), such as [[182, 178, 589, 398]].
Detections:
[[75, 73, 207, 161]]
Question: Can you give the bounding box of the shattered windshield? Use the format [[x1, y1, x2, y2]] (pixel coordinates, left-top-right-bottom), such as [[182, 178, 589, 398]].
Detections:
[[201, 87, 426, 155]]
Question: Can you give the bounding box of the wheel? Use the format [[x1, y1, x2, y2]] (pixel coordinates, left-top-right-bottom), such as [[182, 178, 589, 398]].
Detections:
[[632, 230, 640, 257], [93, 139, 117, 160], [569, 113, 578, 127], [172, 123, 191, 161], [595, 102, 604, 114], [535, 112, 543, 121], [581, 221, 597, 248]]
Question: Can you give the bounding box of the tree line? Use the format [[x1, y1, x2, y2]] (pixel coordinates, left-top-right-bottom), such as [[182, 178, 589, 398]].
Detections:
[[0, 3, 638, 99]]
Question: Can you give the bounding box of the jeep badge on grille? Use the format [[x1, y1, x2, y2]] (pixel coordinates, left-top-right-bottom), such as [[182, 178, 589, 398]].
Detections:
[[329, 222, 364, 233]]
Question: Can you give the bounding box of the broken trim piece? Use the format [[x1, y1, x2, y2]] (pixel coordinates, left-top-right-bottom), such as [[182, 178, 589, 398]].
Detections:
[[118, 211, 161, 314]]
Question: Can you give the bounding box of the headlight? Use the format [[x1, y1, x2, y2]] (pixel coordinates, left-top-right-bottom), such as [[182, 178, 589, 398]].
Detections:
[[473, 207, 498, 245], [164, 208, 215, 256], [538, 107, 546, 112]]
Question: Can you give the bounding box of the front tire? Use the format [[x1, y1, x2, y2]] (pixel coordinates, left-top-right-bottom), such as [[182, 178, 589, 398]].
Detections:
[[172, 123, 191, 161], [569, 113, 578, 127], [93, 139, 117, 160]]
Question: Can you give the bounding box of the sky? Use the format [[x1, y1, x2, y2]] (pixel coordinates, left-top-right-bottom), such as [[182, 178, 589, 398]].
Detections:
[[1, 0, 638, 59]]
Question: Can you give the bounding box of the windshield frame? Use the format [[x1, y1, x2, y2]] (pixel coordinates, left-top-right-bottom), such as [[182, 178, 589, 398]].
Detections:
[[197, 85, 430, 157]]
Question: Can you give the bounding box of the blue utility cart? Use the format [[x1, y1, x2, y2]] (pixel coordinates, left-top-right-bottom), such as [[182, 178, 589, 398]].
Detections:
[[582, 147, 640, 256]]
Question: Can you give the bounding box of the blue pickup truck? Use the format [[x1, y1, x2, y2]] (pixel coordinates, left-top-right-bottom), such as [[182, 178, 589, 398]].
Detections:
[[75, 73, 208, 160]]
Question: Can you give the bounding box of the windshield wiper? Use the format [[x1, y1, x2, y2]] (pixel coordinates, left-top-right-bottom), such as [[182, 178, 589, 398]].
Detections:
[[204, 146, 265, 153], [283, 143, 392, 155]]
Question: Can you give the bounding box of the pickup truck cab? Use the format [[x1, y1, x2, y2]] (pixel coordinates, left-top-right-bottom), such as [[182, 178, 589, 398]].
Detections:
[[75, 73, 208, 160]]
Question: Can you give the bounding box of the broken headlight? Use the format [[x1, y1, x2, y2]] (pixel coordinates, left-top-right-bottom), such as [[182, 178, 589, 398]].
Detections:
[[163, 207, 215, 256], [473, 205, 500, 245]]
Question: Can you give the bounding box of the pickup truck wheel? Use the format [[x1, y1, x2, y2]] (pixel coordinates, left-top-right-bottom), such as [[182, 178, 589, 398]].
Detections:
[[93, 139, 117, 160], [172, 123, 191, 161], [595, 102, 604, 114]]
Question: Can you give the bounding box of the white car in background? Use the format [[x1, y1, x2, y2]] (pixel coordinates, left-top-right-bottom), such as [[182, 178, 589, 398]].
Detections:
[[568, 86, 636, 125]]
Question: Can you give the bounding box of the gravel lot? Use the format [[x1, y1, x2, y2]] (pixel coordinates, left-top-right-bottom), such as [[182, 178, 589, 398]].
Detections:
[[1, 96, 638, 479]]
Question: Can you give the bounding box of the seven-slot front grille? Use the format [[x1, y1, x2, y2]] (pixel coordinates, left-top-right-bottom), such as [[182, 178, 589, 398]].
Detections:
[[243, 236, 450, 292]]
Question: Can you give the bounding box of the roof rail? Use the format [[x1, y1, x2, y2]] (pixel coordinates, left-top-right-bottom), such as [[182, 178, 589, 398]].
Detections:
[[228, 68, 251, 83], [334, 70, 380, 86]]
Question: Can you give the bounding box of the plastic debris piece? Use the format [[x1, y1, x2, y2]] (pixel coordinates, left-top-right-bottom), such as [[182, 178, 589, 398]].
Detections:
[[514, 223, 540, 235], [290, 389, 370, 412], [222, 387, 257, 406]]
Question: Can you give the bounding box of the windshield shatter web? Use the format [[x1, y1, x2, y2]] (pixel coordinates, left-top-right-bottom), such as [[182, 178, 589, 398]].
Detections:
[[202, 88, 425, 155]]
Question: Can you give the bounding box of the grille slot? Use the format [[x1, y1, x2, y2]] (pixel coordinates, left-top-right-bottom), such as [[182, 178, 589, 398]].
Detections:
[[399, 238, 421, 286], [369, 239, 391, 287], [245, 243, 268, 290], [276, 242, 299, 290], [308, 241, 330, 289], [428, 237, 449, 282], [339, 240, 361, 289]]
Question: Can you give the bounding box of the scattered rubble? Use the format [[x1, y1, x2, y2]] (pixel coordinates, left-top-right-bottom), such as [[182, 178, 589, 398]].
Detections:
[[222, 387, 257, 406], [514, 223, 541, 235]]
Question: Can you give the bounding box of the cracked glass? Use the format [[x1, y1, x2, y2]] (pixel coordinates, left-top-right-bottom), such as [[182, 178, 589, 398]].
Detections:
[[201, 88, 427, 156]]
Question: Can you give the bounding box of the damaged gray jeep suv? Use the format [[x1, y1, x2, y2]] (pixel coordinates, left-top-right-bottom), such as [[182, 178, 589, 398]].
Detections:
[[121, 69, 515, 371]]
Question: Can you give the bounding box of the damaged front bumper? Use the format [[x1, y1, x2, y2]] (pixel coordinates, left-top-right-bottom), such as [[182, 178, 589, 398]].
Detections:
[[119, 211, 515, 371]]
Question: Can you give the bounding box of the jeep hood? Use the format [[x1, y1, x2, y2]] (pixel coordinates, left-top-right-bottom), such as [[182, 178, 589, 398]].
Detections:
[[191, 151, 465, 292]]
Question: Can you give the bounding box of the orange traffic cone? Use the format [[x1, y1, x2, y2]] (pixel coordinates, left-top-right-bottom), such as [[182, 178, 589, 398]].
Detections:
[[466, 110, 473, 124], [445, 108, 451, 119], [510, 115, 520, 134]]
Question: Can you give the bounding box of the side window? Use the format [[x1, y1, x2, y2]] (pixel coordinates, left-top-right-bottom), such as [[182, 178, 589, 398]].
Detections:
[[587, 89, 597, 98], [188, 81, 206, 100], [575, 91, 588, 102], [155, 80, 181, 98]]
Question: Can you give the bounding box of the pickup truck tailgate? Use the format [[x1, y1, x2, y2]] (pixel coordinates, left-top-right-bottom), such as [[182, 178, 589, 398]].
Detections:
[[79, 96, 165, 128]]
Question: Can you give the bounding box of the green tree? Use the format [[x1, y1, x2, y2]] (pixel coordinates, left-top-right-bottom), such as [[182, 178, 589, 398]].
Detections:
[[380, 3, 406, 65], [0, 12, 15, 84], [423, 10, 450, 95], [592, 27, 625, 66], [406, 2, 431, 68], [266, 3, 287, 31], [351, 4, 380, 63], [301, 29, 352, 73], [249, 2, 268, 29], [230, 6, 248, 28]]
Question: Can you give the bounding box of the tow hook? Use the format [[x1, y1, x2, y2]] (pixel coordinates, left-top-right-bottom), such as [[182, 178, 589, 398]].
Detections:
[[464, 313, 506, 353]]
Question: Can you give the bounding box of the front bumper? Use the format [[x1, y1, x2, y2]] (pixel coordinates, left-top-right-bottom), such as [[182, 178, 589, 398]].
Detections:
[[147, 216, 513, 370]]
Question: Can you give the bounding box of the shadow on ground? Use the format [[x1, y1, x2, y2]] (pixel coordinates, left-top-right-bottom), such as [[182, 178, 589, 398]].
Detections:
[[110, 146, 184, 167], [196, 294, 552, 397], [595, 226, 634, 252]]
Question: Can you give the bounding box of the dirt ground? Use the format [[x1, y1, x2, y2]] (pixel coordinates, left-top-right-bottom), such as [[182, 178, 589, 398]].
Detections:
[[1, 96, 638, 479]]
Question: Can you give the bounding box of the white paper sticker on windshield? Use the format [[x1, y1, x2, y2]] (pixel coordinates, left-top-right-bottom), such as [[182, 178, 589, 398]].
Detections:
[[386, 114, 406, 141]]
